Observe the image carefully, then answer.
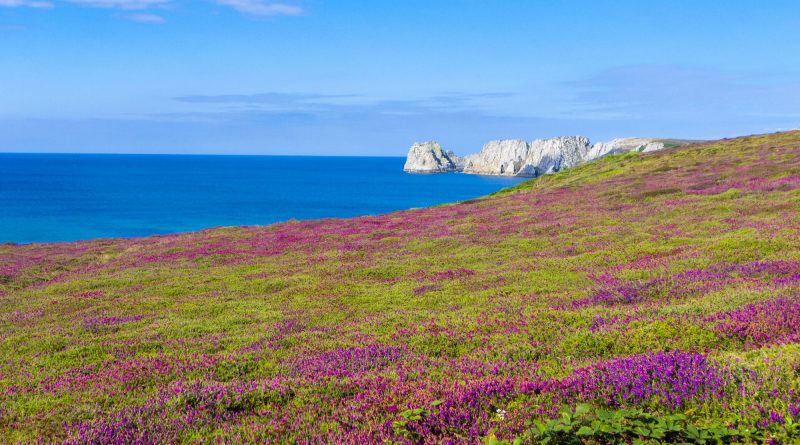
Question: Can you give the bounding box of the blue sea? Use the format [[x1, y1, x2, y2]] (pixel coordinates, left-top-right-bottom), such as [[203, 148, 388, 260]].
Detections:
[[0, 153, 525, 243]]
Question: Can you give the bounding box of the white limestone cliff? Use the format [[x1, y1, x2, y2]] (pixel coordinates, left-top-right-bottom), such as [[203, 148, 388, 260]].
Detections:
[[462, 136, 591, 177], [403, 136, 693, 177], [403, 142, 462, 173], [462, 139, 530, 176], [524, 136, 593, 176], [584, 137, 668, 160]]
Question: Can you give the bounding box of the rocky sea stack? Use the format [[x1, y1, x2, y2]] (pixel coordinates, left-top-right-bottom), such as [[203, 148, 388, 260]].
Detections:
[[402, 141, 463, 173], [404, 136, 692, 176]]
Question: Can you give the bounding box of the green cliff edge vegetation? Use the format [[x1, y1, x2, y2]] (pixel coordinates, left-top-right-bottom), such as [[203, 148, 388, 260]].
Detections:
[[1, 131, 799, 443]]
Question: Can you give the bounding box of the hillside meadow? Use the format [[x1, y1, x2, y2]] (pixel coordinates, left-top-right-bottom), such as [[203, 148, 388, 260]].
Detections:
[[1, 131, 800, 444]]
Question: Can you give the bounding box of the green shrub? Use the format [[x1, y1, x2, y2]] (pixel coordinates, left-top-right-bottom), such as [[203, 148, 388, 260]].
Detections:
[[488, 404, 760, 444]]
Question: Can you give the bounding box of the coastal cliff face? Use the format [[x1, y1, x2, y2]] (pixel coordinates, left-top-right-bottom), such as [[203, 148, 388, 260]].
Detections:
[[525, 135, 592, 176], [405, 136, 692, 177], [462, 139, 530, 176], [585, 137, 668, 160], [403, 142, 462, 173], [462, 136, 591, 177]]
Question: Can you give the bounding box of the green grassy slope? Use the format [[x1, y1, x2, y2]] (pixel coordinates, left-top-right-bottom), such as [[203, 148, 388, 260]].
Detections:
[[1, 131, 799, 444]]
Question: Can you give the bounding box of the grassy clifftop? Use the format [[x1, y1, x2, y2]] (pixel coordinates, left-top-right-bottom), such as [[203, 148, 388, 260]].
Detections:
[[1, 131, 799, 443]]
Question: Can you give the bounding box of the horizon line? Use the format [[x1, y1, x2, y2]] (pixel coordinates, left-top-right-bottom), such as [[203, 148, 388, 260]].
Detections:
[[0, 151, 408, 158]]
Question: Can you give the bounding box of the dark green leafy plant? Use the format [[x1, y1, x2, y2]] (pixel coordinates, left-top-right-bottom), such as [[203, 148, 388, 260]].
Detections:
[[486, 404, 761, 444], [392, 400, 443, 441]]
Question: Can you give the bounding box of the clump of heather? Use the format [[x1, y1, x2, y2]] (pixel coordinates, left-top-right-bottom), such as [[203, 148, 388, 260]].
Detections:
[[573, 260, 800, 308], [291, 344, 405, 378], [82, 314, 144, 330], [688, 174, 800, 195], [424, 268, 476, 282], [169, 379, 293, 415], [708, 296, 800, 347], [564, 351, 729, 410], [413, 284, 442, 296], [64, 405, 181, 445], [406, 378, 518, 441], [65, 379, 293, 444]]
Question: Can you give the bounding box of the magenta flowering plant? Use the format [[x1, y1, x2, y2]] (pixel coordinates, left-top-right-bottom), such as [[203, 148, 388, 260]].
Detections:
[[706, 297, 800, 348], [2, 131, 800, 443], [562, 351, 730, 410]]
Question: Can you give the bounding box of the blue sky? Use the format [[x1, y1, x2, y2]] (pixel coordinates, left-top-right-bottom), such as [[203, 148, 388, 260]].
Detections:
[[1, 0, 799, 155]]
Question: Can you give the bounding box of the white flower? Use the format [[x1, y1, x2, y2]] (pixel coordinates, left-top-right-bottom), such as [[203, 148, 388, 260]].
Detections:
[[495, 408, 507, 420]]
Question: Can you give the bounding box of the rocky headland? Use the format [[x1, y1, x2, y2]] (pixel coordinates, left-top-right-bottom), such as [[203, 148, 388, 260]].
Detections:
[[404, 136, 692, 177], [402, 142, 463, 173]]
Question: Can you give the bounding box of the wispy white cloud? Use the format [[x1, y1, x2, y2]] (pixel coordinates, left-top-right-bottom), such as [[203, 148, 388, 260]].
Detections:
[[122, 12, 163, 23], [0, 0, 52, 8], [215, 0, 302, 16], [0, 0, 305, 20], [173, 92, 512, 115], [65, 0, 169, 9]]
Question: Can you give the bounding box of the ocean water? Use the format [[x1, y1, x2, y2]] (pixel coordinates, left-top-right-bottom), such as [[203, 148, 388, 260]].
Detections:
[[0, 153, 526, 244]]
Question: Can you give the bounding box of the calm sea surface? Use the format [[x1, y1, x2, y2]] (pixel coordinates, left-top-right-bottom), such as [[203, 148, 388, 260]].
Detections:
[[0, 153, 525, 243]]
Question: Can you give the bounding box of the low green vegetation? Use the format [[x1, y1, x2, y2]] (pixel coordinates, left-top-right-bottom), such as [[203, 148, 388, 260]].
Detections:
[[1, 131, 799, 443]]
